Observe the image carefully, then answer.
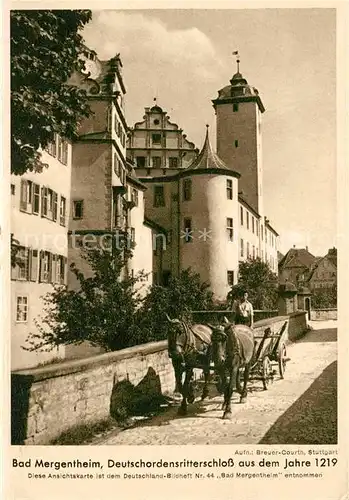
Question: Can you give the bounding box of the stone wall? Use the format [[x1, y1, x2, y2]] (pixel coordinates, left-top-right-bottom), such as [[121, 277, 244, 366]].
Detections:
[[287, 311, 308, 342], [310, 308, 338, 321], [11, 341, 174, 446], [192, 310, 278, 324], [11, 314, 308, 446]]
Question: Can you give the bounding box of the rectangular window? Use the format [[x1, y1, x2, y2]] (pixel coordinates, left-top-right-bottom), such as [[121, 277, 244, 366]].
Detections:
[[32, 183, 40, 214], [17, 246, 29, 280], [252, 245, 255, 258], [233, 103, 239, 112], [169, 157, 178, 168], [130, 227, 136, 244], [152, 157, 161, 168], [113, 190, 122, 227], [152, 133, 161, 144], [252, 217, 255, 234], [246, 242, 250, 257], [226, 218, 234, 242], [227, 271, 234, 286], [30, 249, 39, 282], [16, 296, 28, 323], [20, 179, 33, 212], [240, 206, 243, 225], [107, 107, 112, 131], [41, 187, 47, 216], [256, 221, 259, 237], [60, 196, 66, 226], [57, 256, 67, 285], [235, 140, 239, 148], [153, 185, 165, 207], [131, 188, 139, 207], [226, 179, 233, 200], [183, 179, 192, 201], [46, 135, 57, 157], [136, 156, 146, 168], [261, 224, 264, 241], [39, 251, 53, 283], [52, 192, 58, 221], [11, 184, 15, 195], [120, 166, 126, 186], [73, 200, 84, 219], [183, 218, 193, 243], [246, 212, 250, 230], [57, 136, 68, 165], [265, 228, 268, 244], [162, 270, 172, 286], [114, 153, 120, 176], [40, 187, 56, 220], [240, 239, 244, 257]]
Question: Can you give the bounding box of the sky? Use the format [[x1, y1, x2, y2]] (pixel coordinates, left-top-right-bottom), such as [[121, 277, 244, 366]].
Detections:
[[83, 8, 337, 257]]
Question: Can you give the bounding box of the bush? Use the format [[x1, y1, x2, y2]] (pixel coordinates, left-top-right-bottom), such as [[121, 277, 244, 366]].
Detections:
[[228, 258, 278, 310]]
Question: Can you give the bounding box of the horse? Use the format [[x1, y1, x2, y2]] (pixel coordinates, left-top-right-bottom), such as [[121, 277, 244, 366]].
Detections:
[[211, 321, 255, 420], [166, 314, 213, 415]]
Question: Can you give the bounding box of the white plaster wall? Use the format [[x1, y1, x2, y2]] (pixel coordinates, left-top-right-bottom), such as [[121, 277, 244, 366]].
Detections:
[[11, 146, 72, 370], [180, 174, 239, 301]]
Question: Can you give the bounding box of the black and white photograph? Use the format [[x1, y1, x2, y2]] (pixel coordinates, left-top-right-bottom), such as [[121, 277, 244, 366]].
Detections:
[[4, 3, 349, 499], [8, 6, 341, 451]]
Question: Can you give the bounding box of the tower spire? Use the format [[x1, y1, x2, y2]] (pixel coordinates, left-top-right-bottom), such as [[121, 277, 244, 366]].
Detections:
[[232, 50, 240, 73]]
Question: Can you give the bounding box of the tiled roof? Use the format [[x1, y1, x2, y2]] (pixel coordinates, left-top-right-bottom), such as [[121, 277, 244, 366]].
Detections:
[[186, 125, 229, 171], [279, 248, 316, 270]]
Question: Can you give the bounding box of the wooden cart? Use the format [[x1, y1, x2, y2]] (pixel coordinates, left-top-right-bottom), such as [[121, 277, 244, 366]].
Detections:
[[237, 321, 289, 391]]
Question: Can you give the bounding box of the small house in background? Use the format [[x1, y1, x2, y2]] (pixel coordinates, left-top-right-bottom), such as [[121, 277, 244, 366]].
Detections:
[[278, 246, 317, 287], [308, 247, 337, 290]]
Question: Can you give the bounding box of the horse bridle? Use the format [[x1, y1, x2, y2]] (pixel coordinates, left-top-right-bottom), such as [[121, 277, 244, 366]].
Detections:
[[166, 314, 197, 354]]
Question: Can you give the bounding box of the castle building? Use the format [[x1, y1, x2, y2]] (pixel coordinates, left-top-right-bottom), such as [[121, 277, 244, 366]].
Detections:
[[139, 126, 241, 298], [129, 65, 279, 299], [67, 48, 153, 290], [11, 48, 155, 369], [11, 47, 280, 368], [127, 103, 198, 176]]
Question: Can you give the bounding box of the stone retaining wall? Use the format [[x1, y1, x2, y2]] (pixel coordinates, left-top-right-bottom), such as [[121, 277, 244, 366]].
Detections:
[[310, 308, 337, 321], [11, 314, 308, 445], [192, 310, 278, 324]]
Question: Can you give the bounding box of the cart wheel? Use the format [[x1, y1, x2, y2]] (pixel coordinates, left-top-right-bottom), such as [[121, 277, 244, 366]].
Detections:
[[262, 357, 273, 390], [278, 342, 287, 379]]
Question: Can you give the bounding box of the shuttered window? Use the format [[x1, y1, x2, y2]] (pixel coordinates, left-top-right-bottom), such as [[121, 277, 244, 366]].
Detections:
[[30, 249, 39, 282]]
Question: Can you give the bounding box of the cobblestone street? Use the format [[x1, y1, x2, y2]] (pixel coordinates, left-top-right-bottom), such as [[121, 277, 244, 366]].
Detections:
[[91, 321, 337, 446]]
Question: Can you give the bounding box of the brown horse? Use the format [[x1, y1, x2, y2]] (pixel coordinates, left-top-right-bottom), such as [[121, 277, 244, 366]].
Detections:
[[211, 322, 255, 419], [166, 314, 213, 415]]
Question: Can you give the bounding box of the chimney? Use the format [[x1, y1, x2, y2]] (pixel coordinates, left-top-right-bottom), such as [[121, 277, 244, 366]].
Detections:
[[306, 246, 308, 252], [293, 245, 295, 248]]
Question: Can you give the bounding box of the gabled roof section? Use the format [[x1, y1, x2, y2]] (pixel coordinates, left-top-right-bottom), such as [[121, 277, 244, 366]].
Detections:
[[279, 247, 316, 270], [186, 125, 229, 171], [326, 247, 337, 268]]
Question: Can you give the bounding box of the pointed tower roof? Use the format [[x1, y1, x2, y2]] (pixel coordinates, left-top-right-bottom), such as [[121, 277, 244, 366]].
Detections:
[[187, 125, 229, 171]]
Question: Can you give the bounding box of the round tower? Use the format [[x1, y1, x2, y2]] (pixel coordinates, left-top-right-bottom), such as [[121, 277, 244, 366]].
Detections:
[[212, 57, 265, 217], [178, 126, 240, 301]]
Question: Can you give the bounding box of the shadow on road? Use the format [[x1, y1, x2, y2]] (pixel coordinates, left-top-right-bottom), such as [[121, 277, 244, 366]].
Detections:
[[297, 327, 337, 343], [259, 361, 337, 444]]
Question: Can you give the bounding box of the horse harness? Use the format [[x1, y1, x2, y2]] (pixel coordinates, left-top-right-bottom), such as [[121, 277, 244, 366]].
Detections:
[[176, 320, 211, 355]]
